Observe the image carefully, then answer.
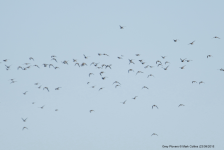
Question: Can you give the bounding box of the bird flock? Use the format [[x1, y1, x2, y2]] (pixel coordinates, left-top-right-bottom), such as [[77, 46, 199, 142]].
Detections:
[[1, 26, 222, 137]]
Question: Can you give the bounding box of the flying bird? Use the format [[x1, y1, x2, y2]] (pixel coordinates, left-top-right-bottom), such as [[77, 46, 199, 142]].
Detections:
[[52, 58, 57, 62], [189, 41, 195, 45], [129, 59, 135, 65], [121, 100, 127, 104], [142, 86, 148, 89], [178, 104, 185, 107], [55, 87, 62, 90], [147, 74, 154, 78], [213, 36, 220, 39], [39, 105, 45, 109], [115, 85, 120, 88], [152, 105, 158, 109], [43, 87, 49, 92], [132, 96, 138, 100], [22, 127, 28, 130], [99, 87, 104, 91], [199, 81, 204, 84], [151, 133, 158, 136], [128, 69, 134, 73], [83, 54, 89, 59], [207, 55, 212, 58], [136, 71, 143, 75], [34, 65, 39, 68], [89, 73, 94, 77], [180, 58, 186, 62], [163, 66, 169, 70], [90, 110, 94, 113], [21, 118, 28, 122], [180, 65, 186, 69], [119, 25, 125, 29]]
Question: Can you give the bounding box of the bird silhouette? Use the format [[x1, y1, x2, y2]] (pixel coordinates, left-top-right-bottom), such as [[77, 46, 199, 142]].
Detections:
[[21, 118, 27, 122]]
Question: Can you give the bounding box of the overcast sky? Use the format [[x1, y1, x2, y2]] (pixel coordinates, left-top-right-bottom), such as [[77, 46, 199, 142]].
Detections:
[[0, 0, 224, 150]]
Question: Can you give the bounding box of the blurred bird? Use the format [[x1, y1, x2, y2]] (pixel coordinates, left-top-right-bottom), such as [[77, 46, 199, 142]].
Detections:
[[178, 104, 185, 107], [199, 81, 204, 84], [22, 127, 28, 130], [21, 118, 27, 122], [121, 100, 127, 104], [207, 55, 212, 58], [152, 105, 158, 109], [43, 87, 49, 92], [189, 41, 195, 45], [180, 65, 186, 69]]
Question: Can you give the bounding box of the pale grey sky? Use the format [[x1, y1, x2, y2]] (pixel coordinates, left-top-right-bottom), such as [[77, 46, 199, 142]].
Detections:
[[0, 0, 224, 150]]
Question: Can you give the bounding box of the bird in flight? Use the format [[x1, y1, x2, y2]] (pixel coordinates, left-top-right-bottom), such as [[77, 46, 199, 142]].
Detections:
[[10, 80, 17, 84], [55, 87, 62, 90], [199, 81, 204, 84], [115, 85, 120, 88], [99, 71, 104, 76], [128, 69, 134, 73], [180, 65, 186, 69], [129, 59, 135, 65], [99, 87, 104, 91], [178, 104, 185, 107], [213, 36, 220, 39], [52, 58, 57, 62], [207, 55, 212, 58], [83, 54, 89, 59], [189, 41, 195, 45], [192, 81, 197, 84], [75, 63, 80, 67], [152, 105, 158, 109], [21, 118, 28, 122], [102, 77, 108, 80], [121, 100, 127, 104], [89, 73, 94, 77], [132, 96, 138, 100], [34, 65, 40, 68], [43, 87, 49, 92], [90, 110, 94, 113], [113, 81, 121, 85], [156, 60, 161, 64], [39, 105, 45, 109], [173, 39, 179, 42], [163, 66, 169, 70], [29, 57, 34, 61], [151, 133, 158, 136], [23, 91, 28, 95], [161, 56, 167, 59], [147, 74, 154, 78], [22, 127, 28, 130], [136, 54, 140, 56], [119, 25, 125, 29], [142, 86, 148, 89], [180, 58, 186, 62], [186, 60, 192, 62], [165, 61, 170, 65], [136, 71, 143, 75]]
